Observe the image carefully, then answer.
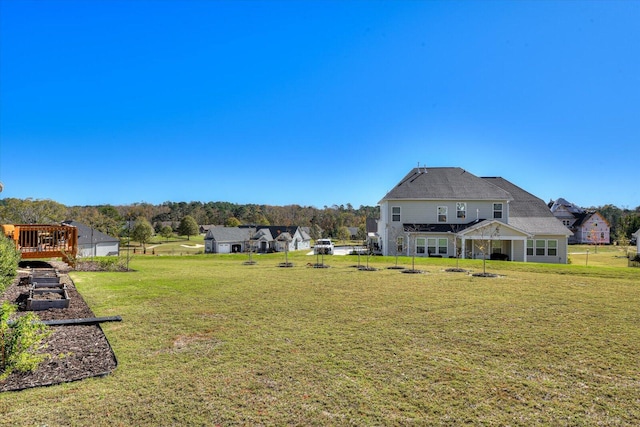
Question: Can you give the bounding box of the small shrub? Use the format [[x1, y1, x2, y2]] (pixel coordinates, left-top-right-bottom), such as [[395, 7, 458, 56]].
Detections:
[[97, 256, 129, 271], [0, 237, 21, 293], [0, 302, 52, 380]]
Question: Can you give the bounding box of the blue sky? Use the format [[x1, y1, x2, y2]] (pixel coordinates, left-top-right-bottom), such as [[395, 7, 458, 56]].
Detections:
[[1, 0, 638, 209]]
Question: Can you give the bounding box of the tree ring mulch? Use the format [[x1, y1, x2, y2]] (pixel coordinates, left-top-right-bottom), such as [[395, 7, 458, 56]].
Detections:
[[401, 269, 426, 274], [307, 263, 330, 268], [357, 266, 378, 271], [1, 261, 118, 392], [242, 260, 258, 265], [278, 262, 294, 268], [386, 266, 406, 270], [445, 268, 469, 273], [471, 272, 501, 278]]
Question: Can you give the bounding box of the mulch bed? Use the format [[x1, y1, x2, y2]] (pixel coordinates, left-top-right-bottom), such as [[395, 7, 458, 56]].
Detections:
[[1, 261, 118, 392]]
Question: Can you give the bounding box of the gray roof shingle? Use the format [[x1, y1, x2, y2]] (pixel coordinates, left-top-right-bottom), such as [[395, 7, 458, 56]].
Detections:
[[482, 177, 572, 236], [380, 167, 513, 202]]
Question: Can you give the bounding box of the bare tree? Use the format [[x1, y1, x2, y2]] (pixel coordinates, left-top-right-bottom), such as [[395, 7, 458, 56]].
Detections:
[[473, 223, 501, 276]]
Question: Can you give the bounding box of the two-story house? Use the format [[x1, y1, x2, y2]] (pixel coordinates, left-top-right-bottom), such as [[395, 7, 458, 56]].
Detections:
[[548, 198, 610, 244], [375, 167, 572, 264]]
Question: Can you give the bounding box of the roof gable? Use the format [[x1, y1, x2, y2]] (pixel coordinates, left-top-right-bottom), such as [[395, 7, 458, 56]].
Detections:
[[482, 177, 572, 236]]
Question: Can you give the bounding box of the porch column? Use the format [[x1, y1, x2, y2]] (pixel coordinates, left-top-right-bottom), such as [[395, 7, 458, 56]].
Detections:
[[461, 238, 466, 259], [510, 240, 514, 262]]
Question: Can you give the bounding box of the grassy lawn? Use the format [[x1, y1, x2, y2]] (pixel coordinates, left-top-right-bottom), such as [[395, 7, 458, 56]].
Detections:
[[568, 244, 637, 268], [1, 253, 639, 425], [123, 234, 206, 256]]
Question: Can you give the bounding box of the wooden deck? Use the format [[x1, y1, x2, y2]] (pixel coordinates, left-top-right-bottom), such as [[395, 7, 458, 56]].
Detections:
[[2, 224, 78, 266]]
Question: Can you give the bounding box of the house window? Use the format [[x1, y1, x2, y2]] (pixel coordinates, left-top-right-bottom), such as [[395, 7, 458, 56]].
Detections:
[[535, 240, 546, 256], [392, 206, 401, 222], [437, 206, 447, 222], [427, 238, 436, 255], [416, 237, 426, 254], [456, 202, 467, 219], [493, 203, 503, 219], [427, 238, 448, 256], [396, 236, 404, 253], [438, 238, 448, 255], [548, 240, 557, 256], [527, 240, 534, 256]]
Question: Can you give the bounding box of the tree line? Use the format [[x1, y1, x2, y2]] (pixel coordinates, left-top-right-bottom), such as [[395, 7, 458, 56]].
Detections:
[[1, 198, 639, 244], [0, 198, 379, 240]]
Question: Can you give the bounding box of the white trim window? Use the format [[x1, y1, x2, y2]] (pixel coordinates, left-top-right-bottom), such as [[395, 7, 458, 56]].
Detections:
[[416, 237, 426, 254], [392, 206, 401, 222], [456, 202, 466, 219], [493, 203, 503, 219], [396, 236, 404, 254], [437, 206, 447, 222], [528, 239, 558, 256], [427, 238, 448, 256]]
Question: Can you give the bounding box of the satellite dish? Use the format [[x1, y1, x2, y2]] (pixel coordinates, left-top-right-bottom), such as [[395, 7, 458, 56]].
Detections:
[[0, 181, 3, 193]]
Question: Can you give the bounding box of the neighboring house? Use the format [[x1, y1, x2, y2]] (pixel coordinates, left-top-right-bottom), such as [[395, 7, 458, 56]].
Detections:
[[204, 226, 250, 254], [634, 229, 640, 255], [62, 220, 120, 257], [243, 225, 311, 252], [204, 225, 311, 254], [374, 167, 572, 264], [549, 198, 610, 244]]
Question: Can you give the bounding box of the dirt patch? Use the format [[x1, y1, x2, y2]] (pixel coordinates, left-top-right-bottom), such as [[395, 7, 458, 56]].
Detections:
[[1, 261, 118, 392]]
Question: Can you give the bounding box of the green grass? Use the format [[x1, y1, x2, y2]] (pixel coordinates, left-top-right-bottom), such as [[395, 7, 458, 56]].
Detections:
[[2, 253, 639, 426], [123, 234, 206, 256], [568, 244, 636, 268]]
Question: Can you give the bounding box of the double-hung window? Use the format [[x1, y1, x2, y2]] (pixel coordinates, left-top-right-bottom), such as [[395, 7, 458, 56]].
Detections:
[[416, 238, 426, 254], [528, 239, 559, 257], [396, 236, 404, 254], [427, 238, 436, 255], [456, 202, 466, 219], [392, 206, 401, 222], [437, 206, 447, 222], [426, 238, 448, 256], [493, 203, 503, 219]]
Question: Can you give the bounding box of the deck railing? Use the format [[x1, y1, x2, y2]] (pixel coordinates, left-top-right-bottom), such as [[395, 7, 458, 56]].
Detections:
[[2, 224, 78, 265]]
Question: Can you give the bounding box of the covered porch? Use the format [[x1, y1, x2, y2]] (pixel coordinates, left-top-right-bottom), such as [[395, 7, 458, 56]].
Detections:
[[457, 220, 531, 262]]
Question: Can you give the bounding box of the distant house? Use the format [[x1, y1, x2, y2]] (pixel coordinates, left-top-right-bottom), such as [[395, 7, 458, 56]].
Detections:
[[374, 167, 572, 263], [62, 220, 119, 257], [204, 225, 311, 254], [242, 225, 312, 253], [634, 229, 640, 255], [204, 226, 249, 254], [549, 198, 610, 244]]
